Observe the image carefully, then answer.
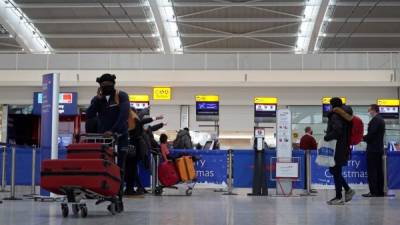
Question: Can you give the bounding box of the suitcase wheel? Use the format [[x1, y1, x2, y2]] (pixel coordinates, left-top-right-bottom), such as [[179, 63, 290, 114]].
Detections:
[[154, 187, 163, 196], [72, 204, 80, 215], [107, 203, 117, 215], [61, 203, 69, 218], [80, 205, 88, 218], [185, 188, 193, 196]]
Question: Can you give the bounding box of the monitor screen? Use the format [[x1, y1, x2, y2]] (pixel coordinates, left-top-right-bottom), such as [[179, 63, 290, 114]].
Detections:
[[196, 102, 219, 116], [322, 104, 332, 118], [32, 92, 78, 116], [254, 104, 277, 120], [379, 106, 399, 119]]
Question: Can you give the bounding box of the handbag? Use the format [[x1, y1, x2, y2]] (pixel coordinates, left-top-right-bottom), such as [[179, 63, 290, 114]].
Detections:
[[315, 139, 336, 167]]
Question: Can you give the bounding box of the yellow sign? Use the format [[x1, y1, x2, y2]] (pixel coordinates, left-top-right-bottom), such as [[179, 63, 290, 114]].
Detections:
[[322, 97, 347, 104], [196, 95, 219, 102], [377, 99, 400, 106], [129, 95, 150, 102], [153, 87, 171, 100], [254, 97, 278, 104]]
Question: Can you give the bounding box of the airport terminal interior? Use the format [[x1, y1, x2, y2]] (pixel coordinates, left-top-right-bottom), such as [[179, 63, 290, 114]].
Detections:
[[1, 0, 400, 224]]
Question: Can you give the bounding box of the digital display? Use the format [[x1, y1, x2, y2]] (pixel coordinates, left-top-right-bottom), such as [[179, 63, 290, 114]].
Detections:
[[255, 104, 276, 112], [130, 102, 149, 110], [254, 103, 277, 120], [379, 106, 399, 119], [322, 104, 332, 118], [32, 92, 78, 116], [196, 102, 219, 115]]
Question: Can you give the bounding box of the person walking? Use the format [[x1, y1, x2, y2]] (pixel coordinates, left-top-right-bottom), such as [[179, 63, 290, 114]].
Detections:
[[324, 97, 355, 205], [362, 104, 386, 197]]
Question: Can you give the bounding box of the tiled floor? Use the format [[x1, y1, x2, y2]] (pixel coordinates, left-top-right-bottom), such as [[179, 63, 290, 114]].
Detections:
[[0, 189, 399, 225]]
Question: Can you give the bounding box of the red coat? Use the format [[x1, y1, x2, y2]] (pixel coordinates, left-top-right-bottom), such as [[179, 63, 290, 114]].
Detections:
[[300, 134, 317, 150]]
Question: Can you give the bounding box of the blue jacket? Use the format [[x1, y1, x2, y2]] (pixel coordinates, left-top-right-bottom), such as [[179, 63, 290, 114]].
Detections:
[[86, 90, 129, 135]]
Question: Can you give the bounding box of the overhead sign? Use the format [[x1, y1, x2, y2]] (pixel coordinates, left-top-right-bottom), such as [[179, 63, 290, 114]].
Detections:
[[377, 99, 399, 119], [254, 97, 278, 123], [153, 87, 171, 100], [129, 95, 150, 114], [33, 92, 78, 116], [322, 97, 347, 119], [196, 95, 219, 121]]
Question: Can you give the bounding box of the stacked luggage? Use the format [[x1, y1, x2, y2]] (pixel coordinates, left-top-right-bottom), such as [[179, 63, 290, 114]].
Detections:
[[155, 155, 197, 196], [41, 135, 123, 218]]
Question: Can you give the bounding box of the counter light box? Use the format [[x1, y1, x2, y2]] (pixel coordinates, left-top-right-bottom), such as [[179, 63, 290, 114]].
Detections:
[[195, 95, 219, 121], [32, 92, 78, 116], [254, 97, 278, 123], [129, 95, 150, 115], [377, 99, 399, 120]]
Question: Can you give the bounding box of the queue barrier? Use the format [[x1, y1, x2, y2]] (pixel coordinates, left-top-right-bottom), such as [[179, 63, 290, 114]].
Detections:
[[2, 147, 400, 190]]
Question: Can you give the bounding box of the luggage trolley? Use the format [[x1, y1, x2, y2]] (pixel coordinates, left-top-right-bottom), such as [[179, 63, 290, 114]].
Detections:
[[153, 151, 198, 196], [41, 134, 125, 218]]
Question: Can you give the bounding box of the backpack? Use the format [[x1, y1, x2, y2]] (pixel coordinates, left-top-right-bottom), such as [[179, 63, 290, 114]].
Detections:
[[349, 116, 364, 146], [115, 90, 137, 131]]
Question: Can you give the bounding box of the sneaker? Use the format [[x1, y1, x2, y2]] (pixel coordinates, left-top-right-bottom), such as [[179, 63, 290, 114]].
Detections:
[[327, 198, 345, 205], [310, 189, 318, 194], [345, 189, 355, 202], [362, 193, 373, 198]]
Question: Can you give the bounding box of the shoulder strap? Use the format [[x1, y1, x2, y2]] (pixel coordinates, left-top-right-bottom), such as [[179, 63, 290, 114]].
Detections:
[[114, 90, 120, 105]]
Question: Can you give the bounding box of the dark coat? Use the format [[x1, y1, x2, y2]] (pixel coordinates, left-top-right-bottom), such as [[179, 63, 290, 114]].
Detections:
[[324, 106, 353, 166], [364, 114, 385, 153], [86, 90, 129, 135]]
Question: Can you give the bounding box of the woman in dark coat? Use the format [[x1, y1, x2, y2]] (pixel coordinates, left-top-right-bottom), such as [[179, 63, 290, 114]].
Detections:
[[324, 97, 355, 205]]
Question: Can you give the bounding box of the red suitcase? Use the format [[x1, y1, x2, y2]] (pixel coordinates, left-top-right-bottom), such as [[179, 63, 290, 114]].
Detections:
[[67, 143, 114, 162], [158, 161, 180, 187], [41, 159, 121, 197]]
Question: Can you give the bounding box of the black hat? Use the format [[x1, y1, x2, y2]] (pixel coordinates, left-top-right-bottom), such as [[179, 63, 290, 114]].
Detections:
[[96, 73, 116, 84], [330, 97, 343, 108]]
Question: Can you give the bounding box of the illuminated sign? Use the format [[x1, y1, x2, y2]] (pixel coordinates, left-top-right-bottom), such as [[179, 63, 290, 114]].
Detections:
[[254, 97, 278, 123], [129, 95, 150, 114], [33, 92, 78, 115], [153, 87, 171, 100], [196, 95, 219, 121], [377, 99, 399, 119]]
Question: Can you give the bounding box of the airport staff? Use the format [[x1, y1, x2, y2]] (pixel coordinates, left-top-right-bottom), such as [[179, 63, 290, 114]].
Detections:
[[300, 127, 318, 193], [362, 104, 386, 197]]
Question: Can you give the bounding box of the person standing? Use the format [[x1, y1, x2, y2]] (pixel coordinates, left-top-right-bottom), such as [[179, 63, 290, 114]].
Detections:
[[324, 97, 355, 205], [300, 127, 318, 193], [362, 104, 386, 197]]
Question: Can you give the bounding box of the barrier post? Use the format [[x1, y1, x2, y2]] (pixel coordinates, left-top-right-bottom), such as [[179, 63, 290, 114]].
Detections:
[[301, 151, 317, 196], [382, 150, 395, 197], [151, 153, 159, 194], [24, 145, 37, 198], [1, 145, 8, 192], [3, 143, 22, 200], [223, 149, 237, 195]]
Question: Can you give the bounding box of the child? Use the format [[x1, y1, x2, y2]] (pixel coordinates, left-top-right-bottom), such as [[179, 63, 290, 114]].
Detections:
[[159, 133, 170, 162]]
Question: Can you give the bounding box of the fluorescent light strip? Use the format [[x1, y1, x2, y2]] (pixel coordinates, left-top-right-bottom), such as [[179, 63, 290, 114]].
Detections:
[[1, 0, 52, 53], [314, 0, 336, 52], [295, 0, 323, 53], [157, 0, 182, 53]]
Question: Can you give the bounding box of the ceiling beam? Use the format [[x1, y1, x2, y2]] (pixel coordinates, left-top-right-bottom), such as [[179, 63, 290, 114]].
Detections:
[[332, 1, 400, 7], [53, 48, 156, 53], [0, 1, 51, 53], [321, 33, 400, 38], [171, 2, 313, 7], [16, 3, 148, 9], [328, 18, 400, 23], [31, 18, 153, 24], [307, 0, 329, 53], [183, 48, 295, 53], [175, 18, 303, 23], [180, 33, 301, 38], [44, 34, 158, 39]]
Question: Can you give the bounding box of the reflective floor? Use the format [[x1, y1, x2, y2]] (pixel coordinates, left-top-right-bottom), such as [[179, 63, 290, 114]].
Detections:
[[1, 189, 399, 225]]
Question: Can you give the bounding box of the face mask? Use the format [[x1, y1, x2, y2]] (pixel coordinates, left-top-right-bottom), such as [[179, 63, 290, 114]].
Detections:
[[310, 131, 313, 135], [101, 85, 115, 96]]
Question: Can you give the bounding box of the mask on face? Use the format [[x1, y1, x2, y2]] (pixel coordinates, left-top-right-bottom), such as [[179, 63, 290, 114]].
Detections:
[[101, 85, 115, 96], [310, 131, 313, 135]]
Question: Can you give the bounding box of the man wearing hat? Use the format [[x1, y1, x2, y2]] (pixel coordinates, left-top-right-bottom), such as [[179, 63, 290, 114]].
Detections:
[[86, 74, 129, 210]]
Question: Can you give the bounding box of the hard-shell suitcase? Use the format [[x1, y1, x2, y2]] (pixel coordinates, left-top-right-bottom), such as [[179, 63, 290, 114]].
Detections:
[[67, 143, 114, 161], [175, 156, 196, 182], [158, 161, 180, 187], [41, 159, 121, 197]]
